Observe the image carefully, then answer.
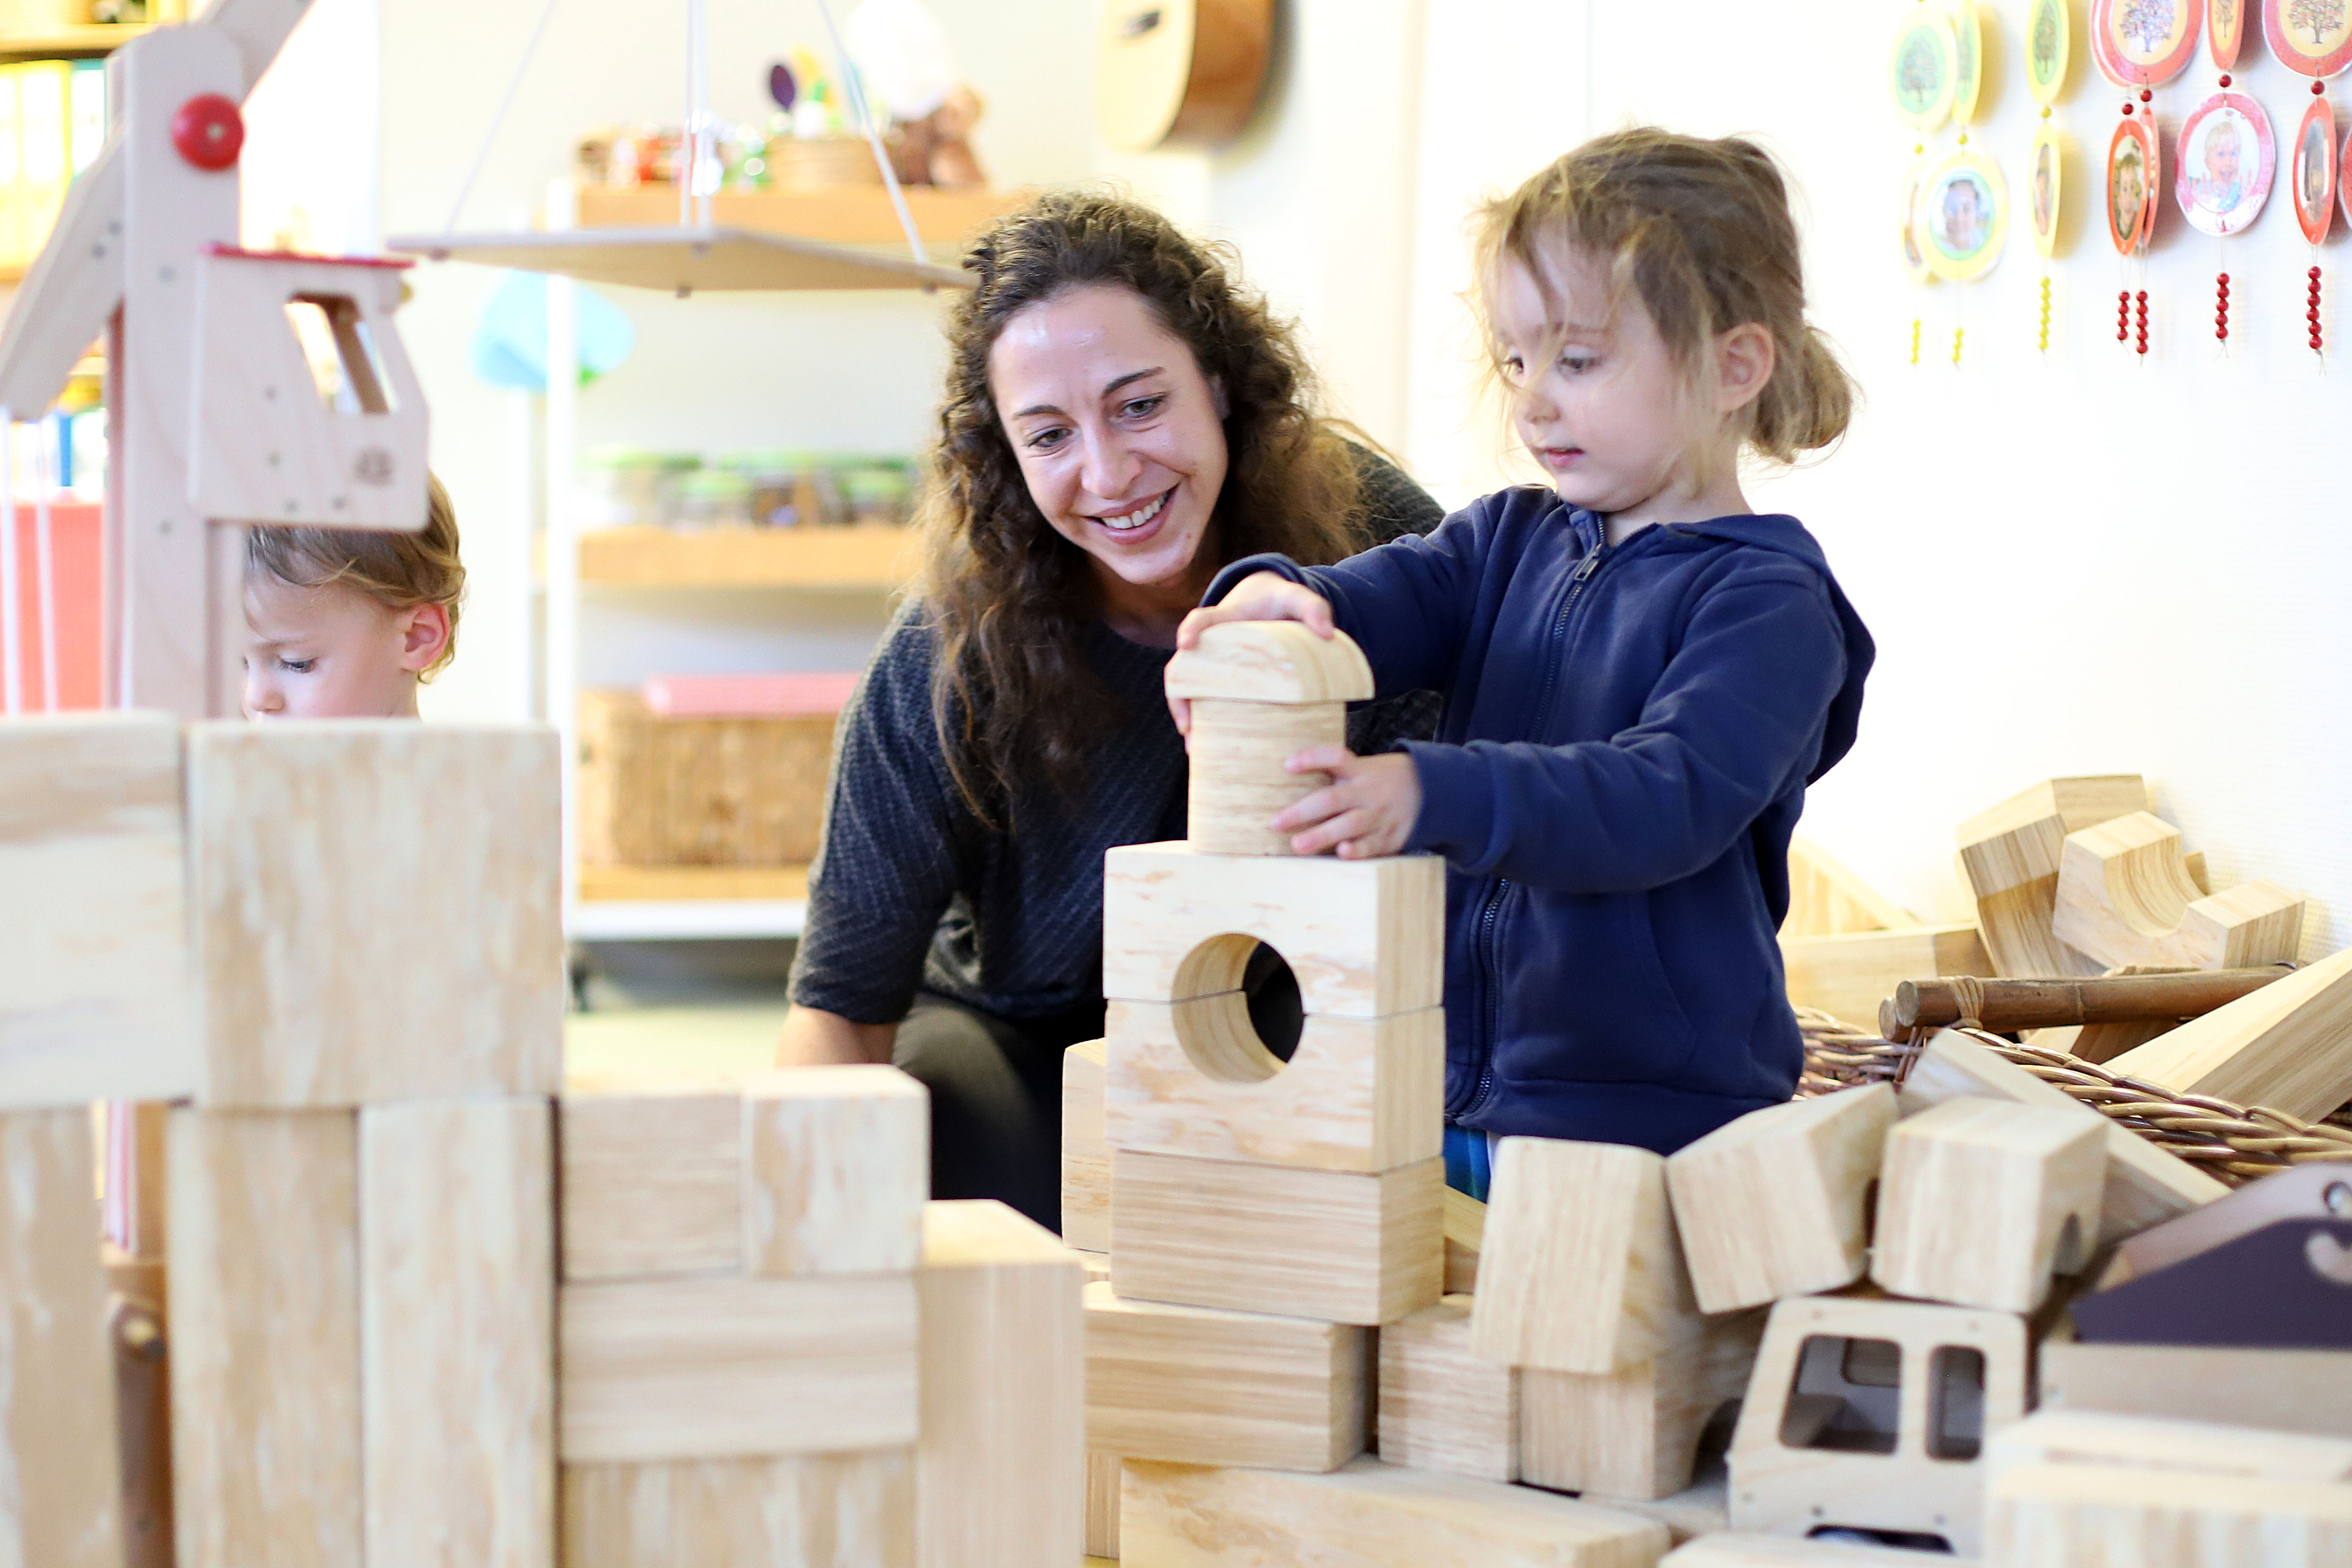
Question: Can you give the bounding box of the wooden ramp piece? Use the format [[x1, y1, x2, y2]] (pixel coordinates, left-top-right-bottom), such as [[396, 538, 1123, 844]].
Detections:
[[1987, 1461, 2352, 1568], [2103, 943, 2352, 1121], [1956, 774, 2148, 977], [560, 1451, 913, 1568], [2052, 811, 2303, 972], [742, 1064, 927, 1277], [1778, 925, 1987, 1032], [1378, 1296, 1519, 1483], [559, 1079, 742, 1281], [1119, 1457, 1672, 1567], [1870, 1096, 2105, 1313], [1063, 1040, 1111, 1253], [1519, 1310, 1763, 1503], [1984, 1408, 2352, 1487]]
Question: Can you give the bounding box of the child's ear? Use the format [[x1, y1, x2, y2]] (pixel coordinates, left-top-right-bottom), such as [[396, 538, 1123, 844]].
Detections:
[[1714, 323, 1776, 415], [397, 603, 452, 675]]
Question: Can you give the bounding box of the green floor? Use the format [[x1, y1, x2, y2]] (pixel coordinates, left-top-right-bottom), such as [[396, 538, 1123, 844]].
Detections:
[[563, 1000, 792, 1085]]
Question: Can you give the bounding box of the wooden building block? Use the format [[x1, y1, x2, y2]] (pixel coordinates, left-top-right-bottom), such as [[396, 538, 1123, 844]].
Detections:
[[1666, 1085, 1895, 1314], [1957, 775, 2148, 977], [1085, 1453, 1121, 1559], [1470, 1138, 1701, 1373], [1984, 1408, 2352, 1487], [559, 1080, 741, 1281], [1987, 1461, 2352, 1567], [187, 721, 563, 1107], [0, 1109, 122, 1568], [1778, 925, 1987, 1031], [1871, 1097, 2104, 1312], [2052, 811, 2304, 972], [1063, 1040, 1110, 1251], [1782, 834, 1918, 939], [1084, 1281, 1370, 1472], [1445, 1188, 1484, 1294], [0, 713, 195, 1105], [1593, 1477, 1730, 1549], [917, 1200, 1085, 1568], [2037, 1337, 2352, 1439], [2101, 1162, 2352, 1289], [1378, 1295, 1519, 1482], [1104, 998, 1441, 1173], [1520, 1311, 1764, 1502], [360, 1098, 555, 1568], [1185, 697, 1345, 856], [1119, 1457, 1673, 1567], [1109, 1149, 1442, 1325], [168, 1108, 362, 1568], [742, 1064, 927, 1277], [1662, 1533, 1959, 1566], [2104, 942, 2352, 1120], [1101, 843, 1443, 1017], [1162, 620, 1375, 703], [559, 1450, 913, 1568], [559, 1273, 918, 1462]]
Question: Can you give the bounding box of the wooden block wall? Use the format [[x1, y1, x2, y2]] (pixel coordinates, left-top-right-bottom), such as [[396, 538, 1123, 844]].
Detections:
[[742, 1065, 927, 1277], [1377, 1295, 1518, 1483], [559, 1081, 742, 1281]]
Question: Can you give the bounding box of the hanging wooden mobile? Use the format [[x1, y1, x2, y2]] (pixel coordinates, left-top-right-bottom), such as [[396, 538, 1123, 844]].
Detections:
[[2295, 94, 2335, 352], [1891, 4, 1959, 361], [1900, 5, 2005, 365], [2266, 0, 2352, 356], [2091, 0, 2204, 356], [2176, 89, 2275, 346], [2027, 0, 2077, 353]]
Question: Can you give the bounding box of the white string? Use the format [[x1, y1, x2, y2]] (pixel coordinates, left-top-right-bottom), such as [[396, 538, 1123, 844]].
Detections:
[[442, 0, 565, 234], [0, 415, 19, 716], [34, 417, 55, 711], [816, 0, 927, 267]]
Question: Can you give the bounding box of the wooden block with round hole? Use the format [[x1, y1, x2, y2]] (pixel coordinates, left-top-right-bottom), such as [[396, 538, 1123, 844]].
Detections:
[[1103, 998, 1440, 1173], [1185, 697, 1345, 856], [1377, 1295, 1519, 1482], [1870, 1097, 2105, 1313], [1987, 1461, 2352, 1567], [1518, 1310, 1763, 1502], [2051, 810, 2304, 972], [1101, 843, 1442, 1017], [1162, 621, 1376, 703]]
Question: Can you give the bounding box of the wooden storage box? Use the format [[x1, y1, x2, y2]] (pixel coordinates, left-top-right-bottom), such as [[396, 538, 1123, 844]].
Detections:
[[577, 690, 836, 868]]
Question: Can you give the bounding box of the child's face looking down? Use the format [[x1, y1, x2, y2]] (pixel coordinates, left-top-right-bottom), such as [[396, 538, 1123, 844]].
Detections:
[[242, 575, 450, 719]]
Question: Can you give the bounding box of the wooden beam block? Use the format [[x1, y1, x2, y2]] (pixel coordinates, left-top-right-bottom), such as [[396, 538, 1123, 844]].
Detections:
[[1184, 697, 1345, 856], [2052, 811, 2304, 972], [360, 1098, 555, 1568], [1162, 621, 1376, 703], [559, 1450, 914, 1568], [1778, 925, 1987, 1031], [187, 722, 564, 1107], [0, 714, 195, 1105], [1665, 1085, 1895, 1313], [1377, 1295, 1519, 1482], [1109, 1149, 1442, 1325], [1956, 775, 2148, 977], [917, 1200, 1084, 1568], [742, 1064, 927, 1277], [559, 1274, 918, 1462], [1104, 999, 1441, 1173], [1445, 1188, 1484, 1295], [2037, 1337, 2352, 1439], [1084, 1281, 1370, 1472], [1661, 1532, 1960, 1566], [1871, 1096, 2104, 1312], [1469, 1138, 1700, 1373], [1119, 1457, 1673, 1566], [1101, 843, 1442, 1017], [1063, 1040, 1110, 1252], [1987, 1461, 2352, 1567], [559, 1080, 741, 1281], [1520, 1311, 1763, 1503], [0, 1109, 122, 1568], [1085, 1453, 1121, 1560], [1984, 1408, 2352, 1487], [1782, 833, 1918, 939], [168, 1108, 362, 1568], [2103, 943, 2352, 1120]]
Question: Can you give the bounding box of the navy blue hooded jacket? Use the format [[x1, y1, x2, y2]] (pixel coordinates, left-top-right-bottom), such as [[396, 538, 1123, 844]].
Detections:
[[1205, 486, 1874, 1156]]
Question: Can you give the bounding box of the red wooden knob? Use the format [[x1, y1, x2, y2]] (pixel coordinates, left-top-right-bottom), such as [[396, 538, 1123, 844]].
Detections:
[[171, 93, 243, 170]]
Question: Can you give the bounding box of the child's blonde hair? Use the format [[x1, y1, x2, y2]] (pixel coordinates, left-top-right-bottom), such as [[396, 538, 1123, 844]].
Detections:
[[245, 474, 466, 679], [1473, 128, 1854, 464]]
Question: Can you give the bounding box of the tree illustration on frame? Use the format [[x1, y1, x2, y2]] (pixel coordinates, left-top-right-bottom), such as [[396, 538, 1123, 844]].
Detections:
[[2117, 0, 2177, 53], [1897, 31, 1943, 108], [2033, 0, 2062, 78], [2289, 0, 2345, 44]]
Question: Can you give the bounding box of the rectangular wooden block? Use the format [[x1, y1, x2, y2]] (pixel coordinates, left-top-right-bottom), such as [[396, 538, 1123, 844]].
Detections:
[[917, 1201, 1085, 1568], [0, 1109, 121, 1568], [1987, 1460, 2352, 1567], [0, 713, 195, 1105], [559, 1450, 914, 1568], [360, 1097, 555, 1568], [2037, 1337, 2352, 1439], [1665, 1085, 1895, 1314], [1520, 1311, 1763, 1502], [1984, 1408, 2352, 1488], [1063, 1039, 1110, 1252], [1085, 1281, 1370, 1472], [1105, 998, 1442, 1173], [1378, 1295, 1519, 1482], [1470, 1138, 1701, 1373], [2104, 943, 2352, 1121], [559, 1274, 919, 1462], [188, 721, 563, 1106], [1118, 1457, 1673, 1566], [1086, 1452, 1121, 1559], [559, 1080, 742, 1281], [1109, 1149, 1443, 1325], [168, 1108, 363, 1568], [1446, 1187, 1484, 1294], [1101, 842, 1443, 1016], [1778, 924, 1987, 1032], [742, 1064, 927, 1277], [1871, 1096, 2105, 1312]]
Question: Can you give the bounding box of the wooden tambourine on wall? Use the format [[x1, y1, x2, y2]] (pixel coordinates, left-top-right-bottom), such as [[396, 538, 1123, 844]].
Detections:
[[1094, 0, 1274, 152]]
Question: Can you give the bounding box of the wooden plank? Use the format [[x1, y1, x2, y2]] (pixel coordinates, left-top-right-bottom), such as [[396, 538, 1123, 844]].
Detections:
[[573, 181, 1026, 246], [1983, 1408, 2352, 1487], [2103, 943, 2352, 1120], [1109, 1149, 1442, 1326], [558, 1274, 919, 1462], [0, 713, 195, 1105], [1183, 698, 1346, 856], [1987, 1461, 2352, 1567], [916, 1201, 1085, 1568], [1445, 1188, 1484, 1295], [1063, 1040, 1110, 1253], [0, 1109, 121, 1568], [1377, 1296, 1519, 1482], [558, 1081, 742, 1281], [2052, 811, 2303, 972], [0, 135, 118, 415], [360, 1098, 555, 1568], [1956, 775, 2148, 977], [1118, 1457, 1673, 1566], [391, 225, 968, 293], [558, 1450, 914, 1568], [187, 723, 564, 1107], [1665, 1085, 1895, 1313], [1871, 1097, 2105, 1313], [1104, 999, 1441, 1173], [741, 1064, 927, 1277], [2037, 1336, 2352, 1438], [1782, 834, 1918, 939], [571, 523, 918, 590], [1161, 622, 1375, 702], [1519, 1311, 1763, 1503], [167, 1108, 362, 1568], [1778, 925, 1987, 1032], [1084, 1281, 1370, 1472], [1469, 1138, 1701, 1374]]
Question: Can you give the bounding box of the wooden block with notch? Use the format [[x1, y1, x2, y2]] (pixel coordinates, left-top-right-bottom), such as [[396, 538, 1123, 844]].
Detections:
[[1778, 925, 1987, 1031], [1519, 1310, 1764, 1502], [917, 1200, 1084, 1568], [1377, 1295, 1519, 1482], [1063, 1039, 1111, 1252], [1956, 774, 2148, 977], [2103, 942, 2352, 1121], [1084, 1281, 1370, 1473], [1987, 1460, 2352, 1567], [742, 1064, 927, 1277], [187, 721, 563, 1107], [558, 1450, 914, 1568], [559, 1079, 742, 1281], [1469, 1138, 1701, 1373], [2051, 810, 2304, 972], [1870, 1096, 2104, 1312], [1666, 1085, 1896, 1314], [1983, 1407, 2352, 1488]]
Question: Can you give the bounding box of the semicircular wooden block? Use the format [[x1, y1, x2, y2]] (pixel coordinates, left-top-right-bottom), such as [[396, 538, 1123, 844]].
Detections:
[[1164, 622, 1374, 702], [2051, 812, 2304, 972]]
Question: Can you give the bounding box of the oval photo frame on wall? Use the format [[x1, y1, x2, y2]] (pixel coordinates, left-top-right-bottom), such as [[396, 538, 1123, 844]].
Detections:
[[2091, 0, 2205, 85], [2295, 94, 2337, 242], [2030, 124, 2070, 255], [1893, 9, 1960, 130], [2175, 90, 2276, 236], [1916, 149, 2010, 280], [2209, 0, 2246, 66], [2029, 0, 2076, 103], [2109, 113, 2162, 251], [2264, 0, 2352, 77]]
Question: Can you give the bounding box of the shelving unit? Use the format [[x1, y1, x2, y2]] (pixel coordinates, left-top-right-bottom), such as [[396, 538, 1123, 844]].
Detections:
[[0, 22, 147, 63], [555, 522, 919, 590], [573, 182, 1024, 248]]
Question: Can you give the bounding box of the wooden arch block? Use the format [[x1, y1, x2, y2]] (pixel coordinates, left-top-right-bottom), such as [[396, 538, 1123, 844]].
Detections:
[[2052, 811, 2303, 972], [1163, 622, 1375, 702], [1870, 1097, 2105, 1313], [1956, 775, 2147, 977], [1185, 697, 1345, 856]]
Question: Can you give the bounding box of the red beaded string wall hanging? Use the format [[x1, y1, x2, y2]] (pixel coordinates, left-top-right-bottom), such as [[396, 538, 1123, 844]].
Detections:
[[2091, 0, 2204, 357], [2026, 0, 2078, 356], [2265, 0, 2352, 357], [2175, 82, 2276, 354]]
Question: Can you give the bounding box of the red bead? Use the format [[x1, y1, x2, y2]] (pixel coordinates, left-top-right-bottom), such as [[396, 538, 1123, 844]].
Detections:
[[2123, 102, 2135, 115], [2220, 74, 2232, 87], [2319, 81, 2330, 95], [2219, 273, 2230, 284], [2218, 328, 2229, 339], [2315, 267, 2326, 278], [169, 93, 243, 171], [2141, 89, 2153, 101]]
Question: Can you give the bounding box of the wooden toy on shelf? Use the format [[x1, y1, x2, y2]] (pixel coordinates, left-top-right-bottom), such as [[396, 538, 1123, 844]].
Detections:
[[2051, 810, 2303, 971]]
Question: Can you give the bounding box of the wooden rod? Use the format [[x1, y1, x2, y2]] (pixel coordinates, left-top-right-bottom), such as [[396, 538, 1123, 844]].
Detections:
[[1893, 967, 2293, 1031]]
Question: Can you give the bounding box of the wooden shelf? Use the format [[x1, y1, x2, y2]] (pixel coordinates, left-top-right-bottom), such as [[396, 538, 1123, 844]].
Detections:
[[567, 525, 918, 591], [387, 224, 966, 294], [0, 22, 146, 61], [575, 184, 1025, 250], [573, 863, 810, 941], [580, 864, 808, 902]]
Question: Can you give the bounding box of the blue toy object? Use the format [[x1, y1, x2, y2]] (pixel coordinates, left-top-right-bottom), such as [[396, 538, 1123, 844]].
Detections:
[[469, 270, 636, 392]]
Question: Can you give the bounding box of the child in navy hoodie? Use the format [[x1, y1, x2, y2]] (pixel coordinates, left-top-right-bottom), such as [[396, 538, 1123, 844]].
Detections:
[[1172, 129, 1875, 1195]]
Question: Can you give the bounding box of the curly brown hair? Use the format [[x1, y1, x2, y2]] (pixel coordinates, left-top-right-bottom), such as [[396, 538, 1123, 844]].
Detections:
[[921, 189, 1369, 823]]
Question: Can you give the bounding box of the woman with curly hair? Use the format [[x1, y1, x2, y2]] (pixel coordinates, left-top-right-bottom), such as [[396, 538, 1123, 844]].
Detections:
[[778, 191, 1443, 1227]]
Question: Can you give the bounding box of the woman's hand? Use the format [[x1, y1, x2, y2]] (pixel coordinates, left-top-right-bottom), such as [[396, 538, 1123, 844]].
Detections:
[[1273, 745, 1422, 859], [1168, 572, 1337, 733]]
